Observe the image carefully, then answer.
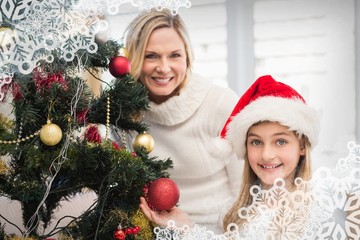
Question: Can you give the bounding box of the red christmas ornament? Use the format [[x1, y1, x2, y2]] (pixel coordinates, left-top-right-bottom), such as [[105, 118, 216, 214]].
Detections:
[[125, 228, 133, 235], [114, 229, 126, 240], [146, 178, 180, 211], [109, 56, 131, 77], [132, 226, 140, 234]]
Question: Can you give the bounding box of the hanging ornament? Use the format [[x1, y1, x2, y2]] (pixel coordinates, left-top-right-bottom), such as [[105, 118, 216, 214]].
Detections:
[[131, 226, 140, 234], [39, 120, 63, 146], [113, 228, 126, 240], [146, 178, 180, 211], [109, 55, 131, 78], [132, 132, 154, 153]]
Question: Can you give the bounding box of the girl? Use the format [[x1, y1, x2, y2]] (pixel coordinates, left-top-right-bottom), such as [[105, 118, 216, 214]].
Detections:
[[220, 75, 320, 238], [140, 75, 321, 238]]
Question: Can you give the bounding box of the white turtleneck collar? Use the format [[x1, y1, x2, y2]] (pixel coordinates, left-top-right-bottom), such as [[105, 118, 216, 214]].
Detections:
[[144, 73, 212, 126]]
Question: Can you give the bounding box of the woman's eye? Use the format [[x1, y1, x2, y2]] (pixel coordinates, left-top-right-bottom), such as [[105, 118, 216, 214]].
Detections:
[[145, 54, 157, 59], [171, 53, 181, 58]]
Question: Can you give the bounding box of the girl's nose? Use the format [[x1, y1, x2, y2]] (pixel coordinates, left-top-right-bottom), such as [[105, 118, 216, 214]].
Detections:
[[262, 145, 276, 161]]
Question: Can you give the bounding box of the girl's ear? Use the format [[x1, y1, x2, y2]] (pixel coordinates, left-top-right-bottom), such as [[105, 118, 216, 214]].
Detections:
[[300, 145, 306, 156], [299, 136, 307, 156]]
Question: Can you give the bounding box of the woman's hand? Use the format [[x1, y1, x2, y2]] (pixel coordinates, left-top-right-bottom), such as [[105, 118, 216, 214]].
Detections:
[[139, 197, 194, 228]]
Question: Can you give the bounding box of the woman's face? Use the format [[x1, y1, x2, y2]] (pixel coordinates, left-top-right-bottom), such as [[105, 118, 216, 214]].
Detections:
[[140, 27, 187, 104], [246, 122, 305, 190]]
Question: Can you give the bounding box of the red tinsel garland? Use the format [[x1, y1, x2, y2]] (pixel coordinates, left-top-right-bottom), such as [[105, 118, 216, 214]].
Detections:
[[84, 125, 102, 143], [33, 67, 68, 91]]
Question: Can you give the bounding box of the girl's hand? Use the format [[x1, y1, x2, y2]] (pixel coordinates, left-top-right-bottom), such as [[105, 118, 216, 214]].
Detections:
[[139, 197, 194, 228]]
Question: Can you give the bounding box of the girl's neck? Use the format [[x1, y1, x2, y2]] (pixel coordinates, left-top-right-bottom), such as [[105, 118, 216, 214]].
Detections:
[[258, 179, 297, 192]]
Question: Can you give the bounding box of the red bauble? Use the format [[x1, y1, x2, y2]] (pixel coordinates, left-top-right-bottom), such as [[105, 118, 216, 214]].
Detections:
[[109, 56, 131, 77], [114, 229, 126, 240], [146, 178, 180, 211]]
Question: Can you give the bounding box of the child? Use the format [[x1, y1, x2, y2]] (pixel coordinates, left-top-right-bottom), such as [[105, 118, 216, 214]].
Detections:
[[139, 75, 320, 238], [220, 75, 320, 237]]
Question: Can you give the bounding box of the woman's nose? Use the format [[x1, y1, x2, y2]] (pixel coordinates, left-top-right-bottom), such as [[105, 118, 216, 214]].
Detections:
[[156, 59, 171, 73]]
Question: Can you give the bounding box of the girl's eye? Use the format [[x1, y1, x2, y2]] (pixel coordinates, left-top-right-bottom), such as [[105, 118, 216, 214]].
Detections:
[[277, 139, 287, 145], [250, 139, 262, 146]]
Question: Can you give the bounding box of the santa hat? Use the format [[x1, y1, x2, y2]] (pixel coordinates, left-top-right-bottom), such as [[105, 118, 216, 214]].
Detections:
[[220, 75, 320, 159]]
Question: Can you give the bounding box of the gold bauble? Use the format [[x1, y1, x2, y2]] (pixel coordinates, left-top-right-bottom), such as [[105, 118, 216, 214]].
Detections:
[[132, 132, 154, 153], [119, 47, 129, 58], [39, 120, 63, 146]]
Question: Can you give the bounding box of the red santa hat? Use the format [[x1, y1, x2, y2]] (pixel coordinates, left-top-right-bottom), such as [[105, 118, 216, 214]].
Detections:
[[220, 75, 320, 159]]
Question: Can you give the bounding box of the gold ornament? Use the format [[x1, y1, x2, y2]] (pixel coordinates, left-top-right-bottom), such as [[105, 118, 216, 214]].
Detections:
[[119, 47, 129, 58], [132, 132, 154, 153], [39, 120, 63, 146]]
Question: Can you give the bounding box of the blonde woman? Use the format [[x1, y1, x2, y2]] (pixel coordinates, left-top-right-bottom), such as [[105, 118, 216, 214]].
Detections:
[[125, 9, 241, 233]]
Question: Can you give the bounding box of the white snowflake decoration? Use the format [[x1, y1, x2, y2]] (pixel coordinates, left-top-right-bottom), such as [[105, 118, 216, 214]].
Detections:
[[155, 141, 360, 240], [0, 0, 192, 101]]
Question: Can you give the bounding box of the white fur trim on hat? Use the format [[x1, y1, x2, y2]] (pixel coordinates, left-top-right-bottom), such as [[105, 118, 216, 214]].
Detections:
[[226, 96, 320, 159]]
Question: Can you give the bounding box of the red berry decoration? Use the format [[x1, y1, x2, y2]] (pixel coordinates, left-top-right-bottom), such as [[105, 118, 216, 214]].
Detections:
[[109, 56, 131, 77], [146, 178, 180, 211]]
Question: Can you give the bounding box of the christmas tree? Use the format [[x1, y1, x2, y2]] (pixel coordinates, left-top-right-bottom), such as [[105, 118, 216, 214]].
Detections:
[[0, 15, 172, 240], [0, 37, 173, 240]]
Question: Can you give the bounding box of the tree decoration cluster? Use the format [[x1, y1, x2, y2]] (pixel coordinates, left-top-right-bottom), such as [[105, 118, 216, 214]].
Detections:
[[0, 38, 172, 239]]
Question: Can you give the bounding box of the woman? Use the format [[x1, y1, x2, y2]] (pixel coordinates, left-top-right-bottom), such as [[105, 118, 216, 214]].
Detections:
[[124, 9, 242, 232]]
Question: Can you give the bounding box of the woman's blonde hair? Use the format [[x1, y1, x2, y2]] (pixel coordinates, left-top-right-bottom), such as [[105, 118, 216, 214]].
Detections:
[[124, 9, 193, 91], [222, 125, 312, 231]]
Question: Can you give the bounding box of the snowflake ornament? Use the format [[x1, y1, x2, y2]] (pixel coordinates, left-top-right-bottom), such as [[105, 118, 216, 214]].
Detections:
[[0, 0, 192, 101], [155, 141, 360, 240]]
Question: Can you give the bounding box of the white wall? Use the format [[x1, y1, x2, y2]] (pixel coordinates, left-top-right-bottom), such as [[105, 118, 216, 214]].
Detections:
[[251, 0, 356, 169]]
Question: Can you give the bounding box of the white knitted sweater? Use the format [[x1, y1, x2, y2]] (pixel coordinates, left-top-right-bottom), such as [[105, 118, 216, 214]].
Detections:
[[143, 73, 243, 233]]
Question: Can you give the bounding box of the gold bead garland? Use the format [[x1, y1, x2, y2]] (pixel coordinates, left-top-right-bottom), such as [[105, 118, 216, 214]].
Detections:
[[121, 129, 127, 149], [0, 130, 40, 144], [105, 95, 110, 140]]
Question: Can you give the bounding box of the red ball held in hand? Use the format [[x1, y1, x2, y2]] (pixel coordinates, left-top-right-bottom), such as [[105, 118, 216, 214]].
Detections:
[[146, 178, 180, 211], [109, 56, 131, 78]]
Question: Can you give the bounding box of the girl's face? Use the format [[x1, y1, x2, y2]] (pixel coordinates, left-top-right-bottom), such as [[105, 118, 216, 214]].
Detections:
[[140, 27, 187, 104], [246, 121, 305, 190]]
